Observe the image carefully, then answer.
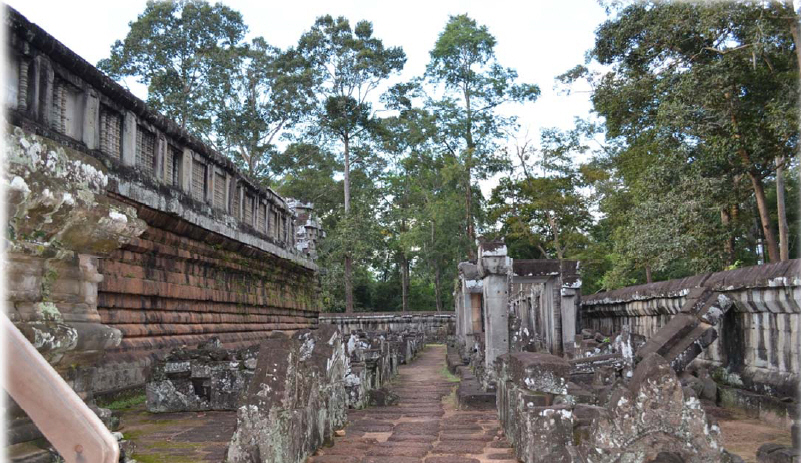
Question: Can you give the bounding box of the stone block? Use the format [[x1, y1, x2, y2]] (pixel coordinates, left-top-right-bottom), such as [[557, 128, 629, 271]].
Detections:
[[227, 325, 350, 463], [579, 353, 727, 462], [456, 377, 496, 410], [635, 289, 732, 373], [506, 352, 569, 395], [514, 405, 575, 463], [757, 443, 800, 463]]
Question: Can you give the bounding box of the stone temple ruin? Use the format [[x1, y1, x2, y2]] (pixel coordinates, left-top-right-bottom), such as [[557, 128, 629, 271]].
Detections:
[[3, 6, 799, 463], [451, 240, 799, 462]]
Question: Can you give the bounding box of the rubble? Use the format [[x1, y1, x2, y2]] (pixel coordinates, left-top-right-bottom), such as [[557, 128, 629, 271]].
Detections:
[[146, 337, 259, 412], [496, 351, 741, 463], [343, 329, 425, 409]]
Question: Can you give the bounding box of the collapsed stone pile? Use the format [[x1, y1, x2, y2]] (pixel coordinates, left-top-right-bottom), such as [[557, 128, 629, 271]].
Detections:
[[482, 286, 751, 462], [496, 351, 743, 463], [146, 338, 259, 412], [343, 329, 425, 409], [142, 325, 430, 463]]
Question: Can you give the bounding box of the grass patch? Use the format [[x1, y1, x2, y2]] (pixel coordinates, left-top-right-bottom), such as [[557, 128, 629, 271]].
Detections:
[[132, 452, 195, 463], [442, 387, 458, 410], [440, 365, 460, 383], [101, 393, 146, 411], [96, 388, 146, 410], [131, 440, 206, 463], [123, 429, 144, 441]]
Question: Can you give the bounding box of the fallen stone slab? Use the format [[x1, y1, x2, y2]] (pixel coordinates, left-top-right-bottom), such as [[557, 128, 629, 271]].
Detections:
[[635, 287, 732, 373], [757, 443, 800, 463]]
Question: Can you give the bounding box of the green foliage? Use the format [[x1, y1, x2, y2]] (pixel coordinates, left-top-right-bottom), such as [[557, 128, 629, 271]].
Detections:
[[425, 14, 540, 254], [98, 393, 146, 411], [98, 0, 248, 133], [210, 38, 316, 183], [558, 0, 799, 290]]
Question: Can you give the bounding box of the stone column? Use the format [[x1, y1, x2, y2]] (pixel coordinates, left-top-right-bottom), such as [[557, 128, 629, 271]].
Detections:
[[82, 89, 99, 150], [478, 241, 511, 374], [560, 287, 577, 356], [121, 110, 137, 167]]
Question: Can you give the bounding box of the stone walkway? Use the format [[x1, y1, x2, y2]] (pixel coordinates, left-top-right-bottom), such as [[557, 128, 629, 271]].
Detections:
[[308, 344, 520, 463]]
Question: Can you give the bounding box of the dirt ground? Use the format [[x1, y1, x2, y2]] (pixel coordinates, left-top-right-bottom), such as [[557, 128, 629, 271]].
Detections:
[[704, 404, 793, 463]]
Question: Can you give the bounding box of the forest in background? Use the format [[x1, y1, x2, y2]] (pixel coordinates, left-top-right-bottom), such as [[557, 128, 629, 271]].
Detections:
[[99, 0, 800, 312]]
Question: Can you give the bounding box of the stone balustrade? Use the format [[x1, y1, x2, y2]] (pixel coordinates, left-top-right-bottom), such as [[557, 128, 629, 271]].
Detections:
[[319, 311, 455, 342], [581, 260, 800, 398]]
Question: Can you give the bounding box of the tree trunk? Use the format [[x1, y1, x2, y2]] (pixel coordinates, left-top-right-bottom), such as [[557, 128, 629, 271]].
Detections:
[[546, 211, 564, 259], [344, 134, 354, 313], [747, 167, 780, 263], [400, 254, 409, 313], [729, 98, 780, 264], [434, 265, 442, 312], [464, 83, 477, 261], [785, 0, 801, 70], [465, 166, 475, 260], [645, 265, 653, 284], [721, 208, 735, 266], [776, 156, 790, 261]]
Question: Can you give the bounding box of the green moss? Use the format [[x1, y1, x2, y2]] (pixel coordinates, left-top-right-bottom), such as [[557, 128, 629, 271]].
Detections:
[[98, 392, 146, 410], [440, 365, 460, 383], [131, 452, 195, 463]]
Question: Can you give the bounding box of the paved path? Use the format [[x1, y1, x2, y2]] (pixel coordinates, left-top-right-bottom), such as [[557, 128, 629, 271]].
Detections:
[[308, 344, 519, 463]]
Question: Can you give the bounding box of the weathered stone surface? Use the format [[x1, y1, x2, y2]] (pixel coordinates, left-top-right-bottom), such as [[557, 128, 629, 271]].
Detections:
[[226, 325, 347, 463], [757, 443, 800, 463], [502, 352, 570, 395], [582, 261, 800, 399], [145, 338, 257, 412], [634, 288, 732, 374], [496, 350, 737, 463], [343, 330, 425, 409], [583, 353, 726, 462], [321, 312, 455, 341]]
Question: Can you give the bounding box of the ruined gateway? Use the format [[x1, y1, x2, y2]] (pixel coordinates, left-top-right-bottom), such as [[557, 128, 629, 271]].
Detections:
[[3, 6, 799, 463]]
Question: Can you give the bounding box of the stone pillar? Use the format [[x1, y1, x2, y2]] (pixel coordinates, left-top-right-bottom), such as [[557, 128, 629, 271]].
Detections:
[[478, 241, 511, 374], [560, 287, 577, 355], [180, 148, 193, 192], [457, 262, 482, 347], [82, 89, 99, 150], [121, 110, 137, 167], [559, 260, 581, 356]]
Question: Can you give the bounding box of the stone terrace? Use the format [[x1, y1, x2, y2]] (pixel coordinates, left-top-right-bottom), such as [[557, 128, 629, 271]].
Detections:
[[307, 344, 518, 463]]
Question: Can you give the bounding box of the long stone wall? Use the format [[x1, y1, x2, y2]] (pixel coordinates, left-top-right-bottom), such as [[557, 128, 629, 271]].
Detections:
[[581, 260, 800, 398], [319, 312, 455, 340], [94, 209, 320, 394], [5, 5, 322, 402]]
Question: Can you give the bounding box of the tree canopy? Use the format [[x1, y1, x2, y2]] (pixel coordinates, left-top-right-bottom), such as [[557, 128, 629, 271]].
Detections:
[[101, 2, 799, 310]]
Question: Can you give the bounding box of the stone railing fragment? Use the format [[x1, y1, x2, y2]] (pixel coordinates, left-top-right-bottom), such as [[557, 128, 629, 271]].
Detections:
[[226, 325, 347, 463], [495, 350, 743, 463], [635, 287, 733, 372]]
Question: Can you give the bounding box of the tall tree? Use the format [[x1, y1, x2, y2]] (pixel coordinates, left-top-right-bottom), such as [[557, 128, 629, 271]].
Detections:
[[98, 0, 248, 134], [425, 14, 540, 260], [490, 126, 593, 260], [296, 15, 406, 312], [583, 1, 799, 264], [210, 39, 315, 183]]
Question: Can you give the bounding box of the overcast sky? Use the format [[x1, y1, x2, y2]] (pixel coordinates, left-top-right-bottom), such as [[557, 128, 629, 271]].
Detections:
[[6, 0, 609, 193]]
